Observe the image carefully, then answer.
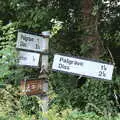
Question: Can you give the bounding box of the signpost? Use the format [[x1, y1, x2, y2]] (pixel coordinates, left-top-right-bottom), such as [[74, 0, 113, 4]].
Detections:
[[52, 54, 114, 80], [16, 32, 49, 53], [16, 31, 50, 119], [18, 51, 40, 67]]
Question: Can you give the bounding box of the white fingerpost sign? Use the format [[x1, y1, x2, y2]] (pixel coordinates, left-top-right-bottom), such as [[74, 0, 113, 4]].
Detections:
[[16, 32, 49, 52], [52, 54, 114, 80], [18, 51, 40, 67]]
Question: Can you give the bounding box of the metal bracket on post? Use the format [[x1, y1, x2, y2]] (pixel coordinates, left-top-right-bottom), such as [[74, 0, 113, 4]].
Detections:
[[78, 75, 83, 79], [76, 75, 83, 87]]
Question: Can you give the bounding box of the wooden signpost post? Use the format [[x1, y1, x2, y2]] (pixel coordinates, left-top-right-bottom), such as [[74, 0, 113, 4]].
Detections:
[[39, 31, 50, 113]]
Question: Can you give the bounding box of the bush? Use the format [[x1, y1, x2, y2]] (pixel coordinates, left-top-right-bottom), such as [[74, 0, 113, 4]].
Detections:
[[49, 72, 119, 115]]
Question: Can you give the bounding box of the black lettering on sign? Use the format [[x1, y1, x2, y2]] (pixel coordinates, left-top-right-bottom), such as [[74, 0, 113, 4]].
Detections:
[[98, 65, 107, 77], [98, 71, 106, 77], [21, 35, 34, 42], [20, 41, 26, 47], [59, 57, 63, 62], [33, 56, 35, 62], [66, 59, 73, 65], [74, 61, 83, 66], [36, 44, 40, 49], [19, 56, 27, 60], [59, 57, 73, 65], [101, 65, 107, 70], [58, 63, 69, 70]]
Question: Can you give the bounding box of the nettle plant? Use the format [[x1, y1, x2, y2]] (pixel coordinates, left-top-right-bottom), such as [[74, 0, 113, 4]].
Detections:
[[0, 21, 15, 79], [0, 21, 25, 84]]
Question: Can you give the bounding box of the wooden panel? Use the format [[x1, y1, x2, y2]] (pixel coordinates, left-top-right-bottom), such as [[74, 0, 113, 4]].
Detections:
[[20, 79, 47, 95]]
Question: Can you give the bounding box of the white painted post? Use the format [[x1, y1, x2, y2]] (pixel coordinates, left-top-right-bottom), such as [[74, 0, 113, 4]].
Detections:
[[39, 31, 50, 118]]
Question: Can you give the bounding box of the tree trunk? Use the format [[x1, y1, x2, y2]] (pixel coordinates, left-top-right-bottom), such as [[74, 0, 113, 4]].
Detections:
[[81, 0, 102, 59]]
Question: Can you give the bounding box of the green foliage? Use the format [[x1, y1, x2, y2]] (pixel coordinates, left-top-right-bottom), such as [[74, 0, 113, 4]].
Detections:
[[0, 85, 21, 115], [1, 103, 120, 120], [0, 0, 120, 119], [0, 21, 16, 81], [20, 95, 40, 115], [0, 84, 43, 119], [42, 107, 120, 120], [0, 21, 25, 84], [49, 72, 120, 115], [0, 46, 16, 80], [0, 111, 37, 120], [0, 21, 16, 49], [0, 79, 119, 120], [0, 21, 39, 84], [50, 19, 63, 37]]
